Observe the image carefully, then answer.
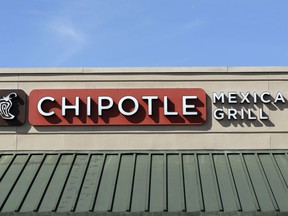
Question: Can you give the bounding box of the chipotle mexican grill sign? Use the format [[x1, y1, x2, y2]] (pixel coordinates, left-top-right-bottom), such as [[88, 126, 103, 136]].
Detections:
[[28, 88, 207, 126]]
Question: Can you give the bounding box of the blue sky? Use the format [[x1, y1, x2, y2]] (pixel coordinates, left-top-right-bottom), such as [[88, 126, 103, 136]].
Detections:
[[0, 0, 288, 67]]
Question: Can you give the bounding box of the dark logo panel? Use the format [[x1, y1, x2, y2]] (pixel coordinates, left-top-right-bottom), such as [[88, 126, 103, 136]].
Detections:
[[0, 90, 26, 126]]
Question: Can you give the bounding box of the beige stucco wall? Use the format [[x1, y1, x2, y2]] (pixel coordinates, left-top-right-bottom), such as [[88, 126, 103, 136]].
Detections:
[[1, 66, 288, 150]]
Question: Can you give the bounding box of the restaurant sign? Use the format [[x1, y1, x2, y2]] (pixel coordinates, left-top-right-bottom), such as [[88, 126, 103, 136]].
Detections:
[[1, 88, 285, 127], [28, 89, 207, 126]]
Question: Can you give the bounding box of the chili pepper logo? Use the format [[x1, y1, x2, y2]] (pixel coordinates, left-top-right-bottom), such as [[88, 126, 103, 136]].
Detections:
[[0, 93, 17, 120]]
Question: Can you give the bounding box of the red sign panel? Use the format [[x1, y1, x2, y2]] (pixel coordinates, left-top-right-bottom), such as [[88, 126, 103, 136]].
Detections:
[[29, 88, 206, 126]]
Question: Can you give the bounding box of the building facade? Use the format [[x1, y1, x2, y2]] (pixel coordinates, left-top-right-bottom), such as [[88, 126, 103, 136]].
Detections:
[[0, 67, 287, 215]]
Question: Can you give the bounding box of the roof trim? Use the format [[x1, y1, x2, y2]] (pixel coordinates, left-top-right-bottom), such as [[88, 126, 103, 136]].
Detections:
[[1, 66, 288, 75]]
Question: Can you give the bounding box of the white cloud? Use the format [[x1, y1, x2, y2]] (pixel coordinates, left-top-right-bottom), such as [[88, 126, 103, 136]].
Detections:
[[48, 18, 85, 44], [181, 20, 206, 30], [47, 17, 86, 65]]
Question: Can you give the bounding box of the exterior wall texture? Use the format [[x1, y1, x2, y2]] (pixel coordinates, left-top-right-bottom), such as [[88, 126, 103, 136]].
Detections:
[[1, 66, 288, 150]]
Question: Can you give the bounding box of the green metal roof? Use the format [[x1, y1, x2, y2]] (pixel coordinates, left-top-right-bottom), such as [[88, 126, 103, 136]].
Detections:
[[0, 151, 288, 215]]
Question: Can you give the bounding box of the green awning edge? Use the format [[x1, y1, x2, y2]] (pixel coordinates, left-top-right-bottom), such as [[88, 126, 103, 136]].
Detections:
[[1, 211, 287, 216]]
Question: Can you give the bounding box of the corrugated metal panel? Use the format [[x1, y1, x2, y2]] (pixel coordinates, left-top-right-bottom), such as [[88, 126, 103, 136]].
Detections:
[[0, 151, 288, 214]]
